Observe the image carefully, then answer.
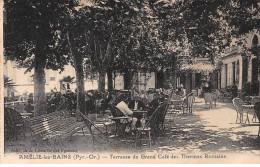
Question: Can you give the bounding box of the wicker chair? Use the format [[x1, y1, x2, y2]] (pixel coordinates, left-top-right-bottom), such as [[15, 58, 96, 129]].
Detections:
[[211, 90, 220, 106], [254, 102, 260, 138], [232, 98, 250, 123], [135, 104, 163, 147], [156, 102, 169, 134], [204, 92, 213, 108], [252, 97, 260, 122], [182, 93, 195, 114]]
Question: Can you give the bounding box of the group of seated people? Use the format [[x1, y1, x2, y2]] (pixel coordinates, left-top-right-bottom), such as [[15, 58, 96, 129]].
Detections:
[[112, 91, 168, 133]]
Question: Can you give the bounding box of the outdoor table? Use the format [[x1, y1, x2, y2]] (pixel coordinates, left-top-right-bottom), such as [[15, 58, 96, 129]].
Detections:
[[171, 99, 183, 102], [242, 104, 254, 108], [20, 112, 33, 119], [241, 104, 254, 111], [133, 110, 147, 119], [110, 116, 131, 120], [133, 110, 147, 114]]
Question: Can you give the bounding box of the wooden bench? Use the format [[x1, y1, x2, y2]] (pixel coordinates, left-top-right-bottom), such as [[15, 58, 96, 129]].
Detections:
[[27, 110, 86, 144]]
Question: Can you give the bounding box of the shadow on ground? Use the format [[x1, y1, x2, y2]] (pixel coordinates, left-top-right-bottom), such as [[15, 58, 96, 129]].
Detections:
[[4, 98, 260, 155]]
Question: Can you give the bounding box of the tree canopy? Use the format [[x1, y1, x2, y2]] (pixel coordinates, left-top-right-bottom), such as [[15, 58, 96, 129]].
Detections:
[[4, 0, 260, 113]]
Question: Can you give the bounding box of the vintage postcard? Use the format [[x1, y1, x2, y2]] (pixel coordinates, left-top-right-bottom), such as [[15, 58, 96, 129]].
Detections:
[[1, 0, 260, 164]]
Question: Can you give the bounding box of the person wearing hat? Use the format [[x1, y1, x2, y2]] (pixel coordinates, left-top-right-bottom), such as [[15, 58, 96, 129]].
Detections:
[[128, 92, 146, 111], [147, 93, 161, 117]]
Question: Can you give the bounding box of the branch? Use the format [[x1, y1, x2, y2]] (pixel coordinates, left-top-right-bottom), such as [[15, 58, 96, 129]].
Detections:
[[102, 32, 114, 70], [66, 31, 74, 58], [94, 36, 102, 68]]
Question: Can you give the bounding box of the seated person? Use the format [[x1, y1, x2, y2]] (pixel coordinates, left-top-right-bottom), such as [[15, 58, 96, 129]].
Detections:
[[147, 92, 154, 103], [128, 93, 146, 110], [147, 93, 160, 117], [140, 90, 149, 106], [202, 82, 211, 94], [85, 92, 96, 115], [116, 94, 137, 130], [176, 87, 184, 97], [147, 92, 167, 117]]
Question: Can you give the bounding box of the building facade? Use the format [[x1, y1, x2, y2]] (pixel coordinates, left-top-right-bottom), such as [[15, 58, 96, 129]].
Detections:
[[4, 60, 157, 97], [3, 61, 99, 96], [220, 32, 260, 91]]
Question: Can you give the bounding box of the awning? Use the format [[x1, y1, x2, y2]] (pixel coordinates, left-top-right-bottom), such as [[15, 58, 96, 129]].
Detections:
[[180, 63, 215, 73]]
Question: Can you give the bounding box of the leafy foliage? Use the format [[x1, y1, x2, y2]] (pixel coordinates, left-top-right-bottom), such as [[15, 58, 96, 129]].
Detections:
[[4, 0, 71, 72], [59, 75, 75, 83], [4, 76, 15, 88]]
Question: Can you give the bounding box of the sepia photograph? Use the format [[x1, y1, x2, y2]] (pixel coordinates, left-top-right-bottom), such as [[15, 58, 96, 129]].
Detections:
[[1, 0, 260, 164]]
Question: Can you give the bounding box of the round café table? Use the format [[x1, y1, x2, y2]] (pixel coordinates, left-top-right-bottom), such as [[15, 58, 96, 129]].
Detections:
[[20, 112, 33, 119]]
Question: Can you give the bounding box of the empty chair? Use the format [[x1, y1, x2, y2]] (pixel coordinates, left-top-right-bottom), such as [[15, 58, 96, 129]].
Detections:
[[254, 102, 260, 138], [232, 98, 250, 123], [252, 97, 260, 122], [187, 93, 195, 114], [204, 92, 213, 108], [156, 102, 169, 134], [135, 103, 165, 147], [211, 90, 220, 107], [182, 93, 195, 114]]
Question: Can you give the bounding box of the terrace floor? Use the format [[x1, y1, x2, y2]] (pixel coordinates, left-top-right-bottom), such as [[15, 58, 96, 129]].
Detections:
[[4, 97, 260, 163]]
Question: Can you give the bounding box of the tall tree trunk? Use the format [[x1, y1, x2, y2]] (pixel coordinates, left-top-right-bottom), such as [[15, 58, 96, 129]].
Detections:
[[74, 54, 85, 117], [67, 32, 85, 118], [34, 55, 47, 116], [107, 68, 113, 93], [98, 70, 106, 94]]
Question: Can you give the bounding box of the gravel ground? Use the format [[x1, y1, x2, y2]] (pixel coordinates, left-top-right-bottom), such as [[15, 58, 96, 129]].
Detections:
[[5, 97, 260, 161]]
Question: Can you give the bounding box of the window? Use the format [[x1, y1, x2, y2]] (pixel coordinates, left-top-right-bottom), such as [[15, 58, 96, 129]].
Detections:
[[225, 64, 228, 87], [50, 77, 55, 81], [232, 62, 236, 85], [252, 58, 258, 82], [236, 60, 239, 85]]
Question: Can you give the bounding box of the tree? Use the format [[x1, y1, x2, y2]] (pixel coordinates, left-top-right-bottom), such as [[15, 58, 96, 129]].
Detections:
[[83, 0, 143, 92], [4, 76, 15, 88], [59, 75, 75, 84], [147, 0, 234, 90], [63, 0, 90, 118], [4, 76, 15, 97], [4, 0, 71, 115]]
